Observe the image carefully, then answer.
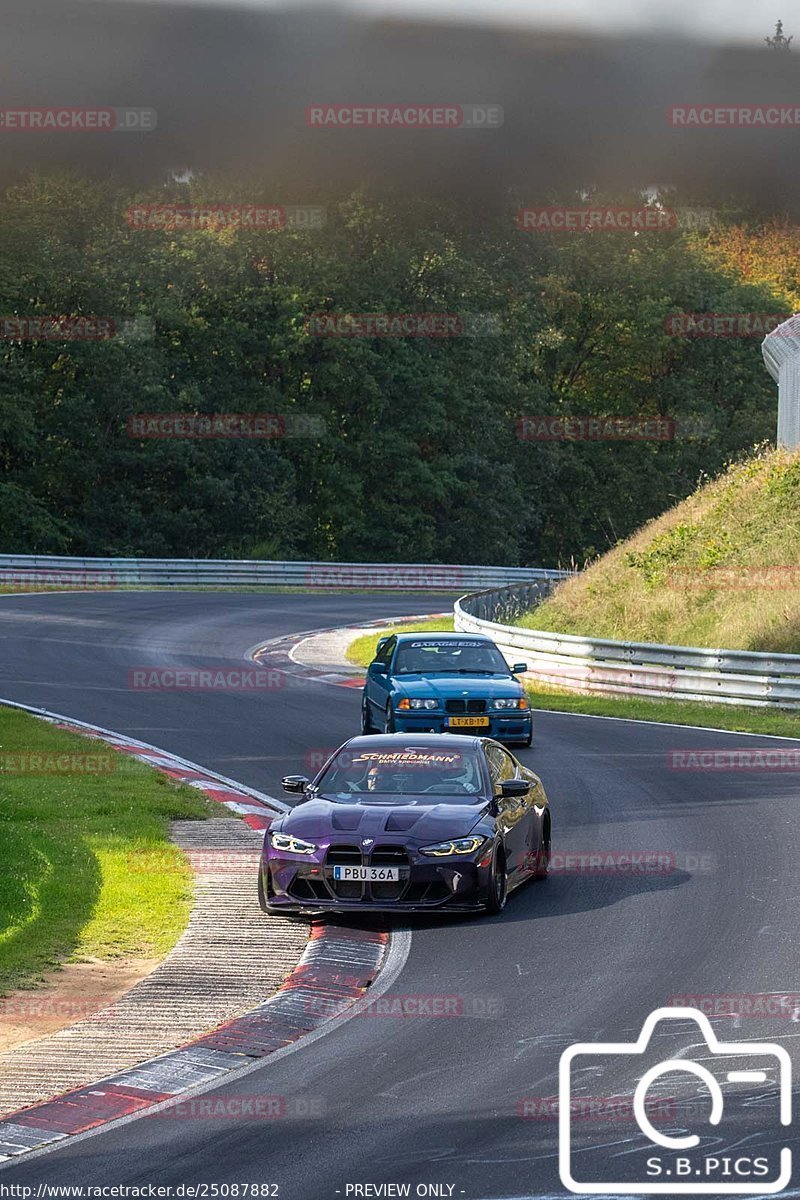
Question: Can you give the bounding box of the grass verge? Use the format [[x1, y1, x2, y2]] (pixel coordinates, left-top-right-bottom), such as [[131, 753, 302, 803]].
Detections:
[[346, 617, 455, 668], [524, 682, 800, 738], [0, 707, 217, 995]]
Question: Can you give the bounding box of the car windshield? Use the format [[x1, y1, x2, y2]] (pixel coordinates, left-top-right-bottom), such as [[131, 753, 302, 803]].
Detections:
[[393, 639, 510, 675], [317, 747, 485, 798]]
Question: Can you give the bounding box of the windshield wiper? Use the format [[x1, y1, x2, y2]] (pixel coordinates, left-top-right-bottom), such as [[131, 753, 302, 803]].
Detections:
[[399, 668, 499, 674]]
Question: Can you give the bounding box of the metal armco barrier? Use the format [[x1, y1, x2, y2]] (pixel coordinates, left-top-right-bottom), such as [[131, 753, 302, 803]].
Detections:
[[0, 554, 569, 593], [762, 314, 800, 449], [455, 583, 800, 708]]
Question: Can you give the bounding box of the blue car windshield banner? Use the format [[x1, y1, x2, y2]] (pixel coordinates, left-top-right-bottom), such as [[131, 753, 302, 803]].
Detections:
[[395, 640, 509, 674]]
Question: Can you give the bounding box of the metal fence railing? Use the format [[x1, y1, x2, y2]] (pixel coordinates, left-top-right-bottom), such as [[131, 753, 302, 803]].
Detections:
[[0, 554, 570, 593], [455, 583, 800, 708]]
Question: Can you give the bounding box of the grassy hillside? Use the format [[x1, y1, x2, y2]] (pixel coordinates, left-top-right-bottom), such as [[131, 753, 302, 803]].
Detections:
[[522, 447, 800, 653]]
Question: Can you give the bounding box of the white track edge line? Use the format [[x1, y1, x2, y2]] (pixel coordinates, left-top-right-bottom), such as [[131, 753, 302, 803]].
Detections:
[[533, 705, 800, 743]]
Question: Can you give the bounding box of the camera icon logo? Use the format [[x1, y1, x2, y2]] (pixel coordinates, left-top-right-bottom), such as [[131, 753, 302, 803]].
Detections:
[[559, 1006, 791, 1194]]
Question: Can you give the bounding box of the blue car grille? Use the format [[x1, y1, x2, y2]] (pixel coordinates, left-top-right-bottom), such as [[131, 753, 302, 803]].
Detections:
[[444, 698, 486, 714]]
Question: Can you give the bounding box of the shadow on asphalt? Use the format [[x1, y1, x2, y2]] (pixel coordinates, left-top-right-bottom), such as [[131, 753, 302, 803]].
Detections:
[[319, 867, 690, 933]]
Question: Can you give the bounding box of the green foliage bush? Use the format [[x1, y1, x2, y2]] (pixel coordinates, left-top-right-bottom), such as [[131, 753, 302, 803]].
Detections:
[[0, 176, 783, 565]]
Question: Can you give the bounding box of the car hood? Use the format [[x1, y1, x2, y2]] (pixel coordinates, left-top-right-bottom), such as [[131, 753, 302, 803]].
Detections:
[[279, 797, 487, 843], [391, 674, 522, 699]]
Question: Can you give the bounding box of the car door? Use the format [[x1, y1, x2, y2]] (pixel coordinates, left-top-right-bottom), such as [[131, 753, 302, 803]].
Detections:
[[366, 635, 396, 723], [485, 741, 529, 877], [514, 757, 548, 874]]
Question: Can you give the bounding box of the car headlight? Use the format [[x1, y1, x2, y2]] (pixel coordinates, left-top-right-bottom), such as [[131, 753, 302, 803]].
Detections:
[[419, 836, 486, 857], [398, 698, 438, 710], [491, 697, 529, 710], [270, 831, 317, 855]]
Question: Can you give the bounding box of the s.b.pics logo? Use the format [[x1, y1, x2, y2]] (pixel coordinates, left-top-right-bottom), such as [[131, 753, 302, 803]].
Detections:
[[559, 1007, 791, 1194]]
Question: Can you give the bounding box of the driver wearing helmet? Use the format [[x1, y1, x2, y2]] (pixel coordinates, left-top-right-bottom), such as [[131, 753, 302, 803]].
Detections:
[[365, 762, 385, 791]]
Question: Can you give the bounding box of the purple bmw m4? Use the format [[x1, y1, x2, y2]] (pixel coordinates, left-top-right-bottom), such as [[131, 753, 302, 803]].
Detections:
[[259, 733, 550, 916]]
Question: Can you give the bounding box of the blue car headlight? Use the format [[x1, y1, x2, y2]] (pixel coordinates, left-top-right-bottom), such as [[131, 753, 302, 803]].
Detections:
[[398, 698, 438, 710], [491, 698, 529, 710], [419, 836, 486, 857], [270, 831, 317, 855]]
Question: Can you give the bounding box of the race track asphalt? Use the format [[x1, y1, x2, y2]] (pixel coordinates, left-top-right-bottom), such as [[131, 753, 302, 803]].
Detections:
[[2, 590, 800, 1199]]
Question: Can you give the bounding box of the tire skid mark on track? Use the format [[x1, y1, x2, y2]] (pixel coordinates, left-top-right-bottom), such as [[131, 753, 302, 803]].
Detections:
[[0, 698, 390, 1163]]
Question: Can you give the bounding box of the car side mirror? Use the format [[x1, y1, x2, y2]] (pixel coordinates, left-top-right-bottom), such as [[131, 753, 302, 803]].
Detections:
[[501, 778, 529, 798], [282, 775, 310, 794], [370, 660, 389, 673], [512, 662, 528, 674]]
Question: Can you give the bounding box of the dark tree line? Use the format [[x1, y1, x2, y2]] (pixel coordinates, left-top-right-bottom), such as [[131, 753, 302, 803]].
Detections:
[[0, 177, 783, 565]]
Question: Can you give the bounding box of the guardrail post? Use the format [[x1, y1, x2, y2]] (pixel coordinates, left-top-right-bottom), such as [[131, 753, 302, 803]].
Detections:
[[762, 315, 800, 449]]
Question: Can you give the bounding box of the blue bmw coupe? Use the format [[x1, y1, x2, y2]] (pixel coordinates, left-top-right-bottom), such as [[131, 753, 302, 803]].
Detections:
[[361, 631, 532, 747]]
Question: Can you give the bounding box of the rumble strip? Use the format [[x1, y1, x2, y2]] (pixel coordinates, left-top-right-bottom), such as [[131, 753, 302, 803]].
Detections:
[[0, 702, 389, 1162]]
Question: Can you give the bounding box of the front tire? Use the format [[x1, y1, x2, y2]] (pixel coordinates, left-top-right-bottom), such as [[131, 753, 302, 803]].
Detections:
[[384, 704, 396, 734], [533, 816, 551, 879], [259, 867, 304, 920], [258, 867, 269, 912], [484, 845, 508, 914], [515, 720, 533, 748], [361, 692, 375, 733]]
